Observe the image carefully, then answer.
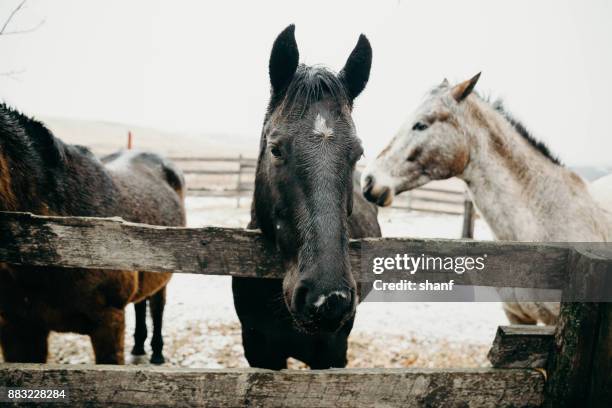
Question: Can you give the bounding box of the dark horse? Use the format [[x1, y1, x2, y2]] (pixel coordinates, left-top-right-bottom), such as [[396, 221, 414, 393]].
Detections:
[[0, 103, 185, 364], [232, 25, 381, 369]]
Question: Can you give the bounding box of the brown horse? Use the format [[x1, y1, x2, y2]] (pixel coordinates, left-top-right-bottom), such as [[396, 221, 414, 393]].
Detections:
[[0, 103, 185, 364]]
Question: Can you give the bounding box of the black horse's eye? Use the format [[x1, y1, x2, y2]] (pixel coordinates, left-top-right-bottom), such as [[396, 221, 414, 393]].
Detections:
[[412, 122, 428, 131], [270, 145, 282, 158], [351, 144, 364, 164]]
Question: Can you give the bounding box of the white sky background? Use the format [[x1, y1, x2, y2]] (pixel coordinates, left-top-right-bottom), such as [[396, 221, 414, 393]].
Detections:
[[0, 0, 610, 166]]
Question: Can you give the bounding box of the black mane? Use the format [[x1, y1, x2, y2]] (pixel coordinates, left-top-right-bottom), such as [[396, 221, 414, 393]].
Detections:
[[1, 102, 52, 141], [491, 100, 562, 165], [270, 65, 349, 116], [0, 102, 66, 166]]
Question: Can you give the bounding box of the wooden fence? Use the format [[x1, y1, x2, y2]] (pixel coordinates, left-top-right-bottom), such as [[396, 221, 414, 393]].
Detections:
[[170, 156, 472, 217], [0, 211, 610, 407]]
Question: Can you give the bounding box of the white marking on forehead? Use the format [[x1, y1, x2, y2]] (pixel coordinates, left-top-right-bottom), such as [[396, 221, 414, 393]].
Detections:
[[313, 291, 348, 308], [313, 114, 334, 139]]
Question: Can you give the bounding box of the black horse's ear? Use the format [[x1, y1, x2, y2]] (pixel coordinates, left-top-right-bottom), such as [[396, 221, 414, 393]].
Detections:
[[339, 34, 372, 101], [269, 24, 299, 95]]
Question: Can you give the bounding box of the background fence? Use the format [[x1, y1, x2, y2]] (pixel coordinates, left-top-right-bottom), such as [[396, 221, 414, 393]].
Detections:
[[170, 156, 466, 211], [170, 155, 477, 237]]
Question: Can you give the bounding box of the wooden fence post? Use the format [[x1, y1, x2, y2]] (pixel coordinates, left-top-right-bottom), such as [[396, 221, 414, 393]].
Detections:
[[590, 302, 612, 405], [461, 191, 475, 239], [127, 131, 133, 150], [236, 154, 243, 208], [545, 249, 612, 407]]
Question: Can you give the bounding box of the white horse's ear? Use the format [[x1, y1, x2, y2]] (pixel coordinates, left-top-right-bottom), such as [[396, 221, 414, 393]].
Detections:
[[451, 72, 481, 103], [441, 78, 449, 87]]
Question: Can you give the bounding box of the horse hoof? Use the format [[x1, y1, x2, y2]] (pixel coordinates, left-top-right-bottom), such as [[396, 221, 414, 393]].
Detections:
[[150, 354, 165, 365], [130, 354, 149, 365], [131, 346, 146, 356]]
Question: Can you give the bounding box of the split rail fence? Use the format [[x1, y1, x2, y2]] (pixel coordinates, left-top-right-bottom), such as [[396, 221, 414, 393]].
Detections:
[[0, 211, 610, 407], [172, 156, 471, 207], [171, 155, 476, 238]]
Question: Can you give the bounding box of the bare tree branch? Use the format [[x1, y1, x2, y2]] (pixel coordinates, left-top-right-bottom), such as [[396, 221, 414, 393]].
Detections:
[[0, 0, 44, 36], [1, 18, 45, 35], [0, 0, 45, 81], [0, 69, 25, 81], [0, 0, 26, 34]]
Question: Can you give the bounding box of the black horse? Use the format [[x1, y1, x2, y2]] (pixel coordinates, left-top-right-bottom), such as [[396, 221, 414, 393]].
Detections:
[[232, 25, 381, 370]]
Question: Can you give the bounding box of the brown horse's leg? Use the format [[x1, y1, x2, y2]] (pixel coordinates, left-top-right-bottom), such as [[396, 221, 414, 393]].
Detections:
[[149, 287, 166, 365], [90, 307, 125, 364], [131, 300, 147, 356], [0, 322, 49, 363]]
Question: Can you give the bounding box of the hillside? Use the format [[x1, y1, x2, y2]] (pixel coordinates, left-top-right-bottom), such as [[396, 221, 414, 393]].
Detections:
[[41, 117, 258, 158]]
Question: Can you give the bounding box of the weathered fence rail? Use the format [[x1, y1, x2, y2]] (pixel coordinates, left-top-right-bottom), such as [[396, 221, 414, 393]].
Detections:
[[0, 212, 568, 288], [0, 211, 610, 407], [0, 365, 545, 407]]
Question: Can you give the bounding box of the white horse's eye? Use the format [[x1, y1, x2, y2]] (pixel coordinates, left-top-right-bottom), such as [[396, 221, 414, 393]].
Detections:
[[412, 122, 429, 131]]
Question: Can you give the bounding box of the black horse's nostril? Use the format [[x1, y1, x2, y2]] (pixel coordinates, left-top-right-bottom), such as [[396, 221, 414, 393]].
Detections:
[[317, 292, 353, 332], [292, 279, 355, 332], [301, 290, 353, 332], [292, 283, 310, 315]]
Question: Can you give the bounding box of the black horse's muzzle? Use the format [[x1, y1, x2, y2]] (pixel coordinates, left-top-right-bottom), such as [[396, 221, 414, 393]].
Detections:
[[290, 278, 355, 333]]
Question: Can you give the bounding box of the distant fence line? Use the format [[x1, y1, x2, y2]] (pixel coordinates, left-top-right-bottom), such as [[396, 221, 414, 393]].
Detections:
[[169, 155, 475, 229]]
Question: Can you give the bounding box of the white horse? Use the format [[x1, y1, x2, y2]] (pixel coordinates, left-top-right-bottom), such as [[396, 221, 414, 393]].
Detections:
[[362, 73, 612, 324], [590, 174, 612, 236]]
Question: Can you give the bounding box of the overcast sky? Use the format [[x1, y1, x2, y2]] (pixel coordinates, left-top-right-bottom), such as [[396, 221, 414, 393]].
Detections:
[[1, 0, 611, 166]]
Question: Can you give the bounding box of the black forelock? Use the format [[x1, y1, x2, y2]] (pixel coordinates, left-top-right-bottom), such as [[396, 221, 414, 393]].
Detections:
[[490, 99, 562, 166], [269, 65, 349, 117]]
